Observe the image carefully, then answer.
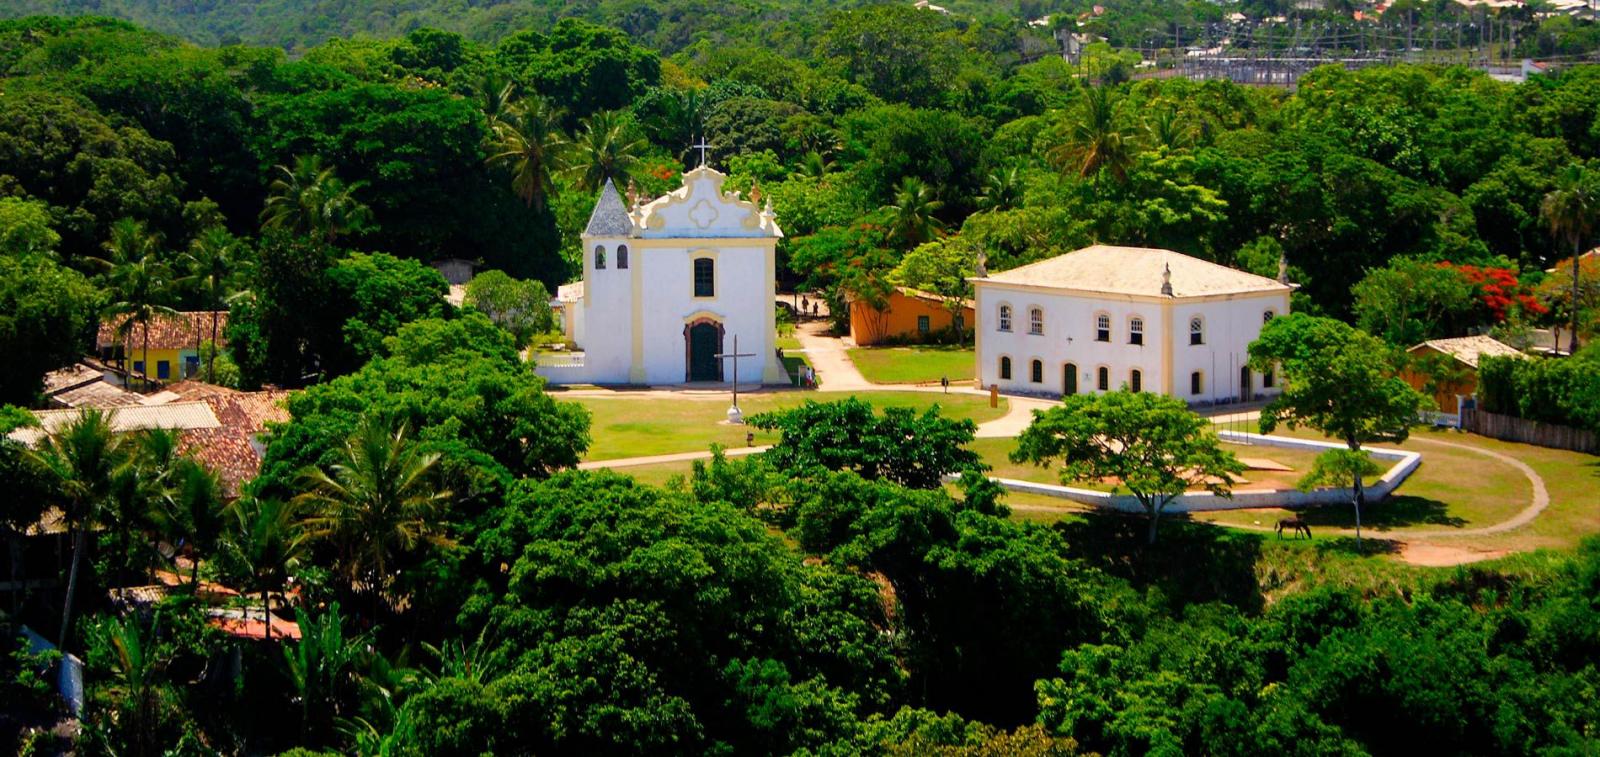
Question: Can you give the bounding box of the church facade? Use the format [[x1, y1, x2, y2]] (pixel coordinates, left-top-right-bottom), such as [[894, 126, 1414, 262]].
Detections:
[[973, 245, 1291, 406], [538, 166, 789, 386]]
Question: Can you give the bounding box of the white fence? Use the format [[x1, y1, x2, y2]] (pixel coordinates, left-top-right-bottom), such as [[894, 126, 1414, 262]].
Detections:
[[977, 432, 1421, 513]]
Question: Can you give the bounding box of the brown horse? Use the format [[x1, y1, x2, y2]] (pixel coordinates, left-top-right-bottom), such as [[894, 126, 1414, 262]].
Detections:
[[1276, 517, 1312, 540]]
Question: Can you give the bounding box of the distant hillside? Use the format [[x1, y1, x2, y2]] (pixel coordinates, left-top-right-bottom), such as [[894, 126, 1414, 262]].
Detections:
[[0, 0, 1049, 52]]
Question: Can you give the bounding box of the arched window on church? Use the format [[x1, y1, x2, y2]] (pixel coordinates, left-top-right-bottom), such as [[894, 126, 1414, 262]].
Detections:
[[594, 245, 606, 270], [617, 245, 629, 270], [693, 257, 715, 297]]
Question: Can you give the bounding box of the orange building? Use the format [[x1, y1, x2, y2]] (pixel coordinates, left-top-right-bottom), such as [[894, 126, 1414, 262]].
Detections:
[[1401, 336, 1524, 414], [848, 287, 974, 346]]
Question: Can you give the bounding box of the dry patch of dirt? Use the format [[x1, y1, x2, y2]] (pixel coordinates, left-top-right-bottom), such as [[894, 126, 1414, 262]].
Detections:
[[1397, 542, 1511, 567]]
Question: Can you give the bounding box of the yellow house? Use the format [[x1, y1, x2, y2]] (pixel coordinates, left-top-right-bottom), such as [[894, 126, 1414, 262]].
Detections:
[[97, 311, 228, 383], [848, 287, 975, 346]]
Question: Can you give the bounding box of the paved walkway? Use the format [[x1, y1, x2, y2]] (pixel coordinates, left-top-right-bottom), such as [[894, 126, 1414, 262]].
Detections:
[[793, 321, 870, 390]]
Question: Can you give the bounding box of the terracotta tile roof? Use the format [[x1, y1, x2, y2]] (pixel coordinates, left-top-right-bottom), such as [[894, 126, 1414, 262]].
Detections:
[[97, 311, 228, 352], [167, 382, 292, 497], [1410, 336, 1526, 368], [975, 245, 1290, 298]]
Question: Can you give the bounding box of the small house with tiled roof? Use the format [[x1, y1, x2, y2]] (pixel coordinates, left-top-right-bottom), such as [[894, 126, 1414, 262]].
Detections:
[[973, 245, 1291, 402], [1401, 335, 1526, 414], [96, 310, 228, 383]]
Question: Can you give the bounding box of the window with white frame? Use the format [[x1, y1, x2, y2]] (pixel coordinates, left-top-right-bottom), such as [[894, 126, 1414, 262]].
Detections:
[[1096, 366, 1109, 391], [1191, 371, 1203, 395], [999, 356, 1012, 380], [1030, 359, 1043, 383], [1263, 309, 1275, 323], [1129, 316, 1144, 346], [1130, 368, 1142, 392], [998, 305, 1012, 332], [1095, 313, 1110, 342], [1029, 307, 1043, 335], [1189, 316, 1204, 345]]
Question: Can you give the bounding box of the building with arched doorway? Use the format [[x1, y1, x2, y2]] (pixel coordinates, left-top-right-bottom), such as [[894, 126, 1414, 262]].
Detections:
[[537, 166, 789, 386]]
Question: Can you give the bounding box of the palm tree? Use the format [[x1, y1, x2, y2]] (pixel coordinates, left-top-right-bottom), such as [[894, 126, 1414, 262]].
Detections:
[[1048, 85, 1137, 183], [224, 496, 307, 642], [295, 417, 453, 614], [798, 150, 834, 180], [152, 459, 226, 588], [885, 176, 946, 248], [976, 166, 1024, 213], [28, 407, 131, 649], [96, 614, 176, 757], [180, 228, 248, 382], [1145, 107, 1194, 151], [261, 155, 373, 242], [98, 219, 178, 390], [565, 110, 647, 192], [1541, 164, 1599, 355], [284, 603, 367, 745], [486, 98, 569, 211], [474, 72, 518, 128]]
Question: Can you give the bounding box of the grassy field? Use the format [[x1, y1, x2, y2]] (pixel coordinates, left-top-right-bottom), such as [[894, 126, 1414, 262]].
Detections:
[[571, 390, 1009, 461], [968, 437, 1364, 492], [848, 345, 974, 384], [1190, 427, 1599, 550]]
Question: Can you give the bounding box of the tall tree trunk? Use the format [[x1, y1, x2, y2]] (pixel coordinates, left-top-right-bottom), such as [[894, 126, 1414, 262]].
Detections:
[[1352, 469, 1366, 546], [209, 310, 221, 382], [142, 321, 152, 391], [1572, 236, 1583, 356], [263, 586, 271, 642], [59, 528, 85, 650]]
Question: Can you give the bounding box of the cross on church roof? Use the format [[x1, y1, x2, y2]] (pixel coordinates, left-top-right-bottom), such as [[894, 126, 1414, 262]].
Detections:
[[692, 136, 714, 168]]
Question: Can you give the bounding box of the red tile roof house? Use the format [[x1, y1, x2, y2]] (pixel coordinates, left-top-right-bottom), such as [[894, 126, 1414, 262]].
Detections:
[[164, 381, 292, 498], [95, 310, 228, 385]]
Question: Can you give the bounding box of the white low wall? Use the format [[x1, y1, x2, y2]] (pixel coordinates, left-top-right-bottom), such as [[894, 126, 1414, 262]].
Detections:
[[984, 432, 1421, 513]]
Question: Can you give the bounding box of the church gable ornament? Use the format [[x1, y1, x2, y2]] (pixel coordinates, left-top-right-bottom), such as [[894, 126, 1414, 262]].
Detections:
[[689, 199, 720, 229], [633, 165, 782, 239]]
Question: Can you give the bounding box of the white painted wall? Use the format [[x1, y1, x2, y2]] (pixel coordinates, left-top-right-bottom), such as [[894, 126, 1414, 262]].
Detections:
[[538, 166, 787, 386], [974, 282, 1289, 404]]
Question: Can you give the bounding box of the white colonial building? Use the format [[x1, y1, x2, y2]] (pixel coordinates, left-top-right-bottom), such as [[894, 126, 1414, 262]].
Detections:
[[538, 166, 789, 386], [973, 245, 1291, 405]]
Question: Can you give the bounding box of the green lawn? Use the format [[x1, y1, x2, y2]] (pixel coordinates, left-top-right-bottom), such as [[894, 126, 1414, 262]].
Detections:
[[571, 390, 1008, 461], [968, 437, 1359, 493], [1205, 426, 1599, 551], [848, 345, 974, 385]]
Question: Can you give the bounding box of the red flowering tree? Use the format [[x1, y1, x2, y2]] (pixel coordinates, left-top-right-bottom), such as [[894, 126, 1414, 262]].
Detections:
[[1443, 263, 1546, 323]]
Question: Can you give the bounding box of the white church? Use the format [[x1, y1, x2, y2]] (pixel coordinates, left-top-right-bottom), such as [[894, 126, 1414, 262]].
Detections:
[[973, 245, 1291, 405], [540, 165, 789, 386]]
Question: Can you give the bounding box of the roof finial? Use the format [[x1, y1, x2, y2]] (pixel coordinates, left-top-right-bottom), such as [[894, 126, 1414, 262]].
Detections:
[[1276, 251, 1289, 285], [1160, 262, 1173, 297]]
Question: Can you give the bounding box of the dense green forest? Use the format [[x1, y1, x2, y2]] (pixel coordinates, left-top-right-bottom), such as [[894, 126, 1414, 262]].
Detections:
[[2, 5, 1600, 755]]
